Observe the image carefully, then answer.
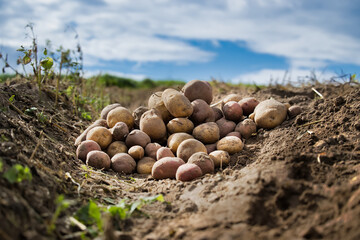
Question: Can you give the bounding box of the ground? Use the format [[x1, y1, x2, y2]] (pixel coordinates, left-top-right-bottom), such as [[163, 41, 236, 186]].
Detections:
[[0, 78, 359, 240]]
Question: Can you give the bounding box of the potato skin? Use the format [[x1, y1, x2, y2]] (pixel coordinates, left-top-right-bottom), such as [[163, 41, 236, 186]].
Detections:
[[162, 88, 193, 117], [145, 142, 162, 159], [192, 122, 220, 144], [190, 99, 215, 125], [111, 153, 136, 174], [128, 145, 145, 160], [217, 136, 244, 154], [288, 105, 302, 118], [86, 126, 113, 149], [176, 139, 207, 162], [156, 147, 175, 160], [226, 131, 241, 139], [77, 140, 102, 162], [107, 107, 134, 129], [182, 80, 213, 104], [254, 99, 287, 129], [167, 118, 194, 134], [209, 150, 230, 168], [167, 133, 194, 153], [125, 130, 151, 148], [176, 163, 203, 181], [148, 91, 172, 122], [106, 141, 128, 158], [151, 157, 185, 179], [235, 119, 257, 139], [187, 152, 214, 175], [132, 106, 150, 129], [86, 150, 111, 170], [212, 107, 223, 121], [238, 97, 259, 116], [216, 118, 236, 138], [205, 143, 217, 154], [223, 101, 243, 122], [223, 94, 242, 105], [100, 103, 122, 120], [140, 109, 167, 141], [75, 119, 107, 146], [110, 122, 129, 141], [137, 157, 156, 174]]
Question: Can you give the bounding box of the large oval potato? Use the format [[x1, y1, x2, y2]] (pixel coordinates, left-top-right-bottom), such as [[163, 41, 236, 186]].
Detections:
[[182, 80, 213, 104], [176, 139, 207, 162], [238, 97, 259, 116], [125, 130, 151, 148], [137, 157, 157, 174], [162, 88, 193, 118], [222, 101, 243, 122], [140, 109, 167, 141], [253, 99, 287, 129], [192, 122, 220, 144], [151, 157, 185, 179], [167, 118, 194, 134], [75, 119, 107, 146], [176, 163, 203, 182], [86, 126, 112, 149], [76, 140, 101, 162], [110, 122, 129, 141], [86, 150, 111, 170], [209, 150, 230, 169], [235, 119, 257, 139], [111, 153, 136, 174], [216, 118, 236, 138], [167, 133, 194, 153], [148, 92, 172, 122], [100, 103, 122, 120], [107, 107, 134, 129], [187, 152, 214, 175], [217, 136, 244, 154], [190, 99, 215, 125]]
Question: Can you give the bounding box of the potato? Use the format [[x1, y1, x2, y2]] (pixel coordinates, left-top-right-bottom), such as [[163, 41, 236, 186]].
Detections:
[[132, 106, 150, 129], [223, 101, 243, 122], [187, 152, 214, 175], [288, 105, 302, 118], [100, 103, 122, 120], [217, 136, 244, 154], [111, 153, 136, 174], [182, 80, 213, 104], [151, 157, 185, 179], [86, 150, 111, 170], [253, 99, 287, 129], [140, 109, 167, 141], [137, 157, 157, 174], [162, 88, 193, 117], [145, 142, 162, 159], [192, 122, 220, 144], [75, 119, 107, 146], [148, 91, 172, 122], [167, 118, 194, 134], [76, 140, 101, 162], [125, 129, 151, 148], [216, 118, 236, 138], [107, 107, 134, 129], [209, 150, 230, 168], [167, 133, 194, 153], [176, 139, 207, 162], [176, 163, 203, 182], [212, 107, 223, 121], [235, 119, 257, 139], [86, 126, 112, 149], [110, 122, 129, 141], [205, 143, 217, 154], [156, 147, 175, 160], [226, 131, 241, 139], [223, 94, 242, 104], [190, 99, 215, 125], [106, 141, 128, 158], [128, 145, 144, 160], [238, 97, 259, 116]]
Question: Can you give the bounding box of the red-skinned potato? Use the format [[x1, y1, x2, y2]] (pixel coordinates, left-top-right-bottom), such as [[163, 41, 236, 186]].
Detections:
[[86, 126, 112, 149], [176, 163, 203, 182], [176, 139, 207, 162], [212, 107, 223, 121], [75, 119, 107, 146], [216, 118, 236, 138], [140, 109, 167, 141], [128, 145, 144, 160], [182, 80, 213, 104], [110, 122, 129, 141], [190, 99, 215, 125], [107, 107, 134, 129], [106, 141, 128, 158], [192, 122, 220, 144], [217, 136, 244, 154], [145, 142, 162, 159], [235, 119, 257, 139], [167, 133, 194, 153], [111, 153, 136, 174], [151, 157, 185, 179], [187, 152, 214, 175], [137, 157, 156, 174], [209, 150, 230, 169], [253, 99, 287, 129], [125, 130, 151, 148], [222, 101, 243, 122], [167, 118, 194, 134], [156, 147, 175, 160], [100, 103, 122, 120], [86, 150, 111, 170], [76, 140, 101, 162], [238, 97, 259, 116], [162, 88, 193, 118]]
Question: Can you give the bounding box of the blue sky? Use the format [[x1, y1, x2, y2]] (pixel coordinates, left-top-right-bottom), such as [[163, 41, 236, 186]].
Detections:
[[1, 0, 360, 85]]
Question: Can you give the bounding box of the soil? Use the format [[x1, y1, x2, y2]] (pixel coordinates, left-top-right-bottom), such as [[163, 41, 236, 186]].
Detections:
[[0, 78, 359, 240]]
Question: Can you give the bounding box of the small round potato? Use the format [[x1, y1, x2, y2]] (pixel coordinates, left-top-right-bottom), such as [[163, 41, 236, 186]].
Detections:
[[137, 157, 157, 174], [209, 150, 230, 168], [187, 152, 214, 175], [167, 133, 194, 153], [86, 150, 111, 170], [238, 97, 259, 116], [167, 118, 194, 134], [162, 88, 193, 118], [148, 91, 172, 122], [223, 94, 242, 104], [151, 157, 185, 179], [216, 118, 236, 138], [156, 147, 175, 160], [176, 163, 203, 182], [86, 126, 113, 149], [76, 140, 101, 162], [110, 122, 129, 141], [190, 99, 215, 125], [176, 139, 207, 162], [106, 107, 134, 129], [192, 122, 220, 144], [205, 143, 217, 154], [75, 119, 108, 146], [223, 101, 243, 122], [132, 106, 150, 129], [140, 109, 167, 141], [217, 136, 244, 154], [111, 153, 136, 174], [145, 142, 162, 159], [128, 145, 145, 160], [288, 105, 302, 118], [100, 103, 122, 120], [253, 99, 287, 129], [182, 80, 213, 104], [235, 119, 257, 139], [106, 141, 128, 158], [125, 130, 151, 148], [212, 107, 223, 121]]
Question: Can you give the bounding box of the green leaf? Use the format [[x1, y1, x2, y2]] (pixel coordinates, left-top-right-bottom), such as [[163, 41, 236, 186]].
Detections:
[[23, 55, 31, 65], [3, 164, 32, 183], [40, 57, 54, 70], [75, 200, 103, 231], [9, 95, 15, 103], [43, 48, 48, 56], [107, 200, 128, 220]]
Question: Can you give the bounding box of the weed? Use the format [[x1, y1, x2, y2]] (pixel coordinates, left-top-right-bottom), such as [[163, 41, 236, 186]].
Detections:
[[3, 164, 32, 183], [8, 95, 15, 103], [47, 194, 71, 234], [0, 158, 3, 172], [37, 111, 48, 123]]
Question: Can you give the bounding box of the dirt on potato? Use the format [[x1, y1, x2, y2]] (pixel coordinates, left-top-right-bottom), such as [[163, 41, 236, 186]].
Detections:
[[0, 78, 359, 240]]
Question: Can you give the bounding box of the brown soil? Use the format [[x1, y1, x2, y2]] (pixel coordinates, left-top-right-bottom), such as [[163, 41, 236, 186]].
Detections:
[[0, 79, 359, 240]]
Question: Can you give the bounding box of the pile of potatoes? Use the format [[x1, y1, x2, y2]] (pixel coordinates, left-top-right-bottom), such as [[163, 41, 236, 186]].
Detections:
[[75, 80, 302, 182]]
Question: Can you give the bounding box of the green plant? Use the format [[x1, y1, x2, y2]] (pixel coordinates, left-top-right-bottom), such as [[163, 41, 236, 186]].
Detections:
[[9, 95, 15, 103], [47, 194, 71, 234], [37, 111, 48, 123], [3, 164, 32, 183], [0, 158, 3, 172]]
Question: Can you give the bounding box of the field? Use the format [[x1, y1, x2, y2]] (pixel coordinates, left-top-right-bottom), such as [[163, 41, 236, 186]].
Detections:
[[0, 77, 359, 240]]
